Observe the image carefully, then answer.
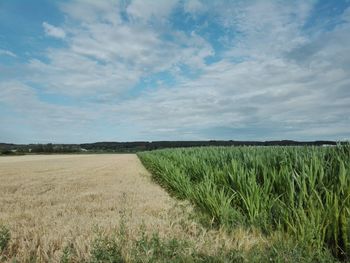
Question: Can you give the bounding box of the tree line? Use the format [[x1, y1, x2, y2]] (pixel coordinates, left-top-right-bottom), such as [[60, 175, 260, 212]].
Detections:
[[0, 140, 338, 155]]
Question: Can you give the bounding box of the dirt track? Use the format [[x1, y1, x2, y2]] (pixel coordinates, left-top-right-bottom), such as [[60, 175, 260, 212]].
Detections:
[[0, 154, 178, 261]]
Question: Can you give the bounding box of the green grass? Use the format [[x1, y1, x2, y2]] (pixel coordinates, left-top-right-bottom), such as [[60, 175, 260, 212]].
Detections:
[[86, 230, 336, 263], [0, 225, 10, 253], [0, 224, 11, 262], [138, 145, 350, 261]]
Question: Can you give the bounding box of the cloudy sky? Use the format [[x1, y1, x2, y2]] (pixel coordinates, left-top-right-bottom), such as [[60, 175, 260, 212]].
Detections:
[[0, 0, 349, 143]]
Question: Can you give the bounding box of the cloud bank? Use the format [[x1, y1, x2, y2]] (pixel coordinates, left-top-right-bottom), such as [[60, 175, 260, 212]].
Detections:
[[0, 0, 349, 143]]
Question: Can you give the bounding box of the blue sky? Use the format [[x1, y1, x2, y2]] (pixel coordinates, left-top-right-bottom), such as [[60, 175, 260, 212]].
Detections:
[[0, 0, 350, 143]]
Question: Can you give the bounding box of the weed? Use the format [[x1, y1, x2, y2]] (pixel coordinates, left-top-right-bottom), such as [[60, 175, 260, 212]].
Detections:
[[89, 232, 124, 263], [0, 225, 10, 252], [60, 243, 75, 263]]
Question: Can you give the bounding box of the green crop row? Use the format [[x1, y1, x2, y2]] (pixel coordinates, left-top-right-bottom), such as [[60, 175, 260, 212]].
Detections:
[[138, 145, 350, 261]]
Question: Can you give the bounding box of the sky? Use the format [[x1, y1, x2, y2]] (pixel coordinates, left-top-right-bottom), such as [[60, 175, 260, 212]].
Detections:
[[0, 0, 350, 143]]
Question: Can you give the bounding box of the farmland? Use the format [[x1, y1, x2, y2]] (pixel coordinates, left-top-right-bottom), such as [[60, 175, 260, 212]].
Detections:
[[1, 147, 349, 262], [138, 145, 350, 262], [0, 154, 263, 262], [0, 154, 191, 262]]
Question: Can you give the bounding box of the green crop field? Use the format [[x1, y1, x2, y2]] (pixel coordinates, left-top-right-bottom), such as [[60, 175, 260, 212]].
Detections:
[[138, 145, 350, 262]]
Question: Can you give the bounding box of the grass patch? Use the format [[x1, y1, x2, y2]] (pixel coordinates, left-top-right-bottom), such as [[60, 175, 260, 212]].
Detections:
[[0, 225, 10, 253], [0, 224, 11, 262], [86, 229, 336, 262]]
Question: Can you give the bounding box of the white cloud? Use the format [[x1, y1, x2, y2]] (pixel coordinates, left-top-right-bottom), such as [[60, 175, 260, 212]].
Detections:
[[0, 81, 108, 143], [0, 49, 16, 57], [60, 0, 122, 25], [2, 0, 349, 142], [102, 1, 350, 140], [27, 50, 142, 97], [222, 1, 314, 59], [29, 0, 213, 98], [184, 0, 204, 14], [42, 22, 66, 39], [111, 53, 350, 140], [127, 0, 178, 21]]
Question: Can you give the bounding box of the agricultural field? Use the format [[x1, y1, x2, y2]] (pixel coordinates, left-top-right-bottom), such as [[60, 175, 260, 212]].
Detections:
[[0, 154, 263, 262], [1, 147, 349, 262], [138, 145, 350, 262]]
